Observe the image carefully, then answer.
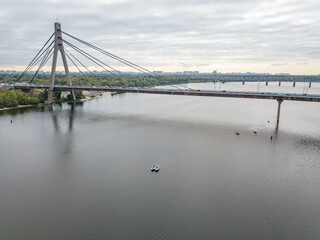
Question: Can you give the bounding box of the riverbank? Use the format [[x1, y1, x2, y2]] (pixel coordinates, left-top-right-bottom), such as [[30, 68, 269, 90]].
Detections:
[[0, 104, 36, 111], [0, 91, 116, 111], [80, 91, 116, 102]]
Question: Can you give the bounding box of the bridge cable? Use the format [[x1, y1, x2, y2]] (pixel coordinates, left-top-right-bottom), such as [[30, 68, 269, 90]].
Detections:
[[63, 40, 121, 78], [29, 46, 54, 84], [62, 31, 154, 76], [62, 31, 186, 90], [64, 42, 184, 90], [24, 40, 55, 72], [30, 45, 55, 84], [62, 48, 86, 77], [15, 40, 55, 84], [64, 48, 96, 77], [20, 40, 55, 80], [63, 39, 126, 77], [61, 32, 188, 88], [15, 33, 54, 83], [28, 40, 55, 67], [63, 40, 124, 78], [15, 36, 54, 82]]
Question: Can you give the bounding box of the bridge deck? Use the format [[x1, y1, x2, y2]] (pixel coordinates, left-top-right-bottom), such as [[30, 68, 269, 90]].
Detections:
[[13, 85, 320, 102]]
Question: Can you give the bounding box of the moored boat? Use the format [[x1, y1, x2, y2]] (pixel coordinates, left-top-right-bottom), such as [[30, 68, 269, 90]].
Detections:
[[154, 165, 160, 172]]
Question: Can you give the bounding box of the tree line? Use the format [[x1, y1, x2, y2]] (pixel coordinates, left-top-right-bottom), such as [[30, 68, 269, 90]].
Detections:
[[1, 73, 319, 87], [0, 74, 196, 87], [0, 88, 85, 109], [0, 90, 40, 108]]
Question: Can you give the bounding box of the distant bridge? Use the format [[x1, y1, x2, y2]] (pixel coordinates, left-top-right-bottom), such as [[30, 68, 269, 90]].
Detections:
[[177, 75, 320, 87]]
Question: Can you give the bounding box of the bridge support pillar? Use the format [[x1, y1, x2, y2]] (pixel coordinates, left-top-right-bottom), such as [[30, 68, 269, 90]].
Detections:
[[242, 81, 245, 85], [47, 90, 53, 104], [266, 81, 268, 86], [279, 81, 281, 86], [309, 81, 311, 88], [48, 22, 75, 104], [293, 81, 296, 87], [276, 99, 283, 125]]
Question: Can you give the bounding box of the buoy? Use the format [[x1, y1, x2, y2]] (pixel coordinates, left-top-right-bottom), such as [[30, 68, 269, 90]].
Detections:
[[268, 121, 270, 123], [270, 136, 273, 140]]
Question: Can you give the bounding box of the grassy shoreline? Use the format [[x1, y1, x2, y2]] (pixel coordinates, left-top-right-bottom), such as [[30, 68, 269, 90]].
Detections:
[[0, 91, 116, 112], [0, 104, 36, 111]]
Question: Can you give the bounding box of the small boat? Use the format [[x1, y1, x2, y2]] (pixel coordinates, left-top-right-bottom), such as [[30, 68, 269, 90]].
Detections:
[[235, 132, 240, 135], [253, 131, 257, 134], [154, 165, 160, 172], [151, 165, 156, 172]]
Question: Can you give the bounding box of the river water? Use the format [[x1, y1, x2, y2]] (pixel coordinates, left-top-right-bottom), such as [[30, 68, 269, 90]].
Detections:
[[0, 82, 320, 240]]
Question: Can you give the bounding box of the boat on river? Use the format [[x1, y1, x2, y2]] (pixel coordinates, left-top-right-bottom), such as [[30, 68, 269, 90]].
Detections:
[[151, 165, 160, 172]]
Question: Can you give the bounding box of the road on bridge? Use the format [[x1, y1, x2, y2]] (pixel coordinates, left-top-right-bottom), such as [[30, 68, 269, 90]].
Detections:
[[13, 84, 320, 102]]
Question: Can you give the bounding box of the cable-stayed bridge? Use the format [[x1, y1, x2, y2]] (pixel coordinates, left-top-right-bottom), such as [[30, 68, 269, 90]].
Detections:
[[11, 22, 320, 125]]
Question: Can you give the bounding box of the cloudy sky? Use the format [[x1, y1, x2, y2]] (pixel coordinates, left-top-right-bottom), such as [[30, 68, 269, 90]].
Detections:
[[0, 0, 319, 74]]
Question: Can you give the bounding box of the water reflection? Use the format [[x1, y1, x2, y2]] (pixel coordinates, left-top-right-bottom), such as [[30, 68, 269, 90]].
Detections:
[[0, 105, 45, 116], [68, 103, 74, 131], [47, 102, 78, 158], [49, 105, 60, 132], [48, 103, 76, 133]]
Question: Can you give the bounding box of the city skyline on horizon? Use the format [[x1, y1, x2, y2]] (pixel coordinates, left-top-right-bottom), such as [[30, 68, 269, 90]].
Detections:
[[2, 68, 318, 76]]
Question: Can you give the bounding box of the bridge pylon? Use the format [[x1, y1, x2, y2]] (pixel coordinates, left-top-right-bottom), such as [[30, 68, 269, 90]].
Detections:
[[276, 98, 283, 125], [47, 22, 75, 104]]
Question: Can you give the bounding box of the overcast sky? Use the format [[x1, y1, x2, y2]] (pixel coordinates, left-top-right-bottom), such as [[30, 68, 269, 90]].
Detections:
[[0, 0, 319, 74]]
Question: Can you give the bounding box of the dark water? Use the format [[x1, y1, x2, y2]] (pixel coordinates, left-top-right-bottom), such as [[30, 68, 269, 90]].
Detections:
[[1, 82, 320, 240]]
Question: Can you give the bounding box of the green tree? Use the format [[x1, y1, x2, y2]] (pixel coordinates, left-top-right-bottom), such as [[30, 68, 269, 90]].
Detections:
[[5, 91, 18, 107], [54, 91, 61, 100], [27, 97, 40, 105], [16, 90, 28, 105], [67, 90, 84, 100], [38, 90, 48, 103], [0, 93, 5, 108]]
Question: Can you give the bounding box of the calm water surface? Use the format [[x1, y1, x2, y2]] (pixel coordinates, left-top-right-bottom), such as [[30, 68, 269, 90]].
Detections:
[[0, 82, 320, 240]]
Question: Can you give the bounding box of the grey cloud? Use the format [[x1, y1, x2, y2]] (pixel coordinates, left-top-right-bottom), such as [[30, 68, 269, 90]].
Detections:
[[271, 63, 288, 66], [0, 0, 319, 74]]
